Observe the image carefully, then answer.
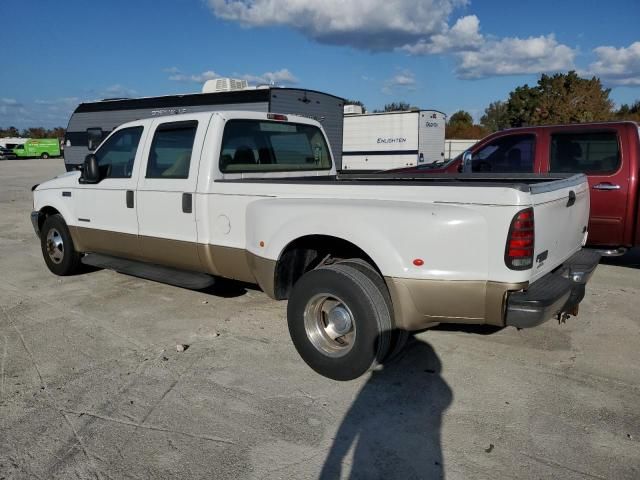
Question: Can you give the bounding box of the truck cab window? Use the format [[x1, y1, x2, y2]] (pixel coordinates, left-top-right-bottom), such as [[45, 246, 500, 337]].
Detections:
[[146, 121, 198, 179], [472, 134, 535, 173], [550, 132, 620, 173], [94, 126, 143, 179], [219, 120, 332, 173]]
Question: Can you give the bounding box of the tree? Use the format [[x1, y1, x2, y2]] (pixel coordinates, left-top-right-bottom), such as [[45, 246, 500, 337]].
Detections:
[[445, 110, 487, 139], [344, 99, 366, 113], [506, 84, 540, 127], [373, 101, 416, 113], [506, 71, 613, 127], [448, 110, 473, 128], [480, 101, 510, 132], [616, 100, 640, 121]]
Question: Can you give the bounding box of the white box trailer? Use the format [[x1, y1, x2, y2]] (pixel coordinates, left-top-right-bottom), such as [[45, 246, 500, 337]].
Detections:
[[342, 110, 446, 170], [444, 139, 479, 160]]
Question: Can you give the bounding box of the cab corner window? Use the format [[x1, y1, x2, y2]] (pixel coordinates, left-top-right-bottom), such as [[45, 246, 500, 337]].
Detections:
[[94, 126, 143, 179], [219, 120, 332, 173], [146, 121, 197, 179], [550, 132, 620, 174], [472, 134, 535, 173]]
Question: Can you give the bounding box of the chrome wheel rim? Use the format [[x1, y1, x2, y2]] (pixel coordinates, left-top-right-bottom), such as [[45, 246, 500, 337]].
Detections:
[[303, 294, 356, 357], [46, 228, 64, 264]]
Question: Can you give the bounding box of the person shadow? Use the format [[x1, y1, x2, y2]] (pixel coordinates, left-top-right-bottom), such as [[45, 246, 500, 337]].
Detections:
[[319, 336, 453, 480]]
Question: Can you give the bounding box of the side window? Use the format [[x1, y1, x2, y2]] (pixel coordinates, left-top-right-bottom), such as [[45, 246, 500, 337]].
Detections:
[[219, 120, 332, 173], [146, 121, 198, 179], [472, 134, 535, 173], [87, 128, 103, 151], [94, 126, 143, 179], [549, 132, 620, 173]]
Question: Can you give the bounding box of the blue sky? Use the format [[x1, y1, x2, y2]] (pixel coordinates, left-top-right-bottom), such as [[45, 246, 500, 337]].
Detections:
[[1, 0, 639, 128]]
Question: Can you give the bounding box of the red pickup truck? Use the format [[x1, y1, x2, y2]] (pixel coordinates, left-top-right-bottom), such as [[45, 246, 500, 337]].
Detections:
[[398, 121, 640, 254]]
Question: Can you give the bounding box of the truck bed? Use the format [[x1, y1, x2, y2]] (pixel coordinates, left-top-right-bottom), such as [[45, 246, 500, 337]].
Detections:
[[218, 172, 583, 192]]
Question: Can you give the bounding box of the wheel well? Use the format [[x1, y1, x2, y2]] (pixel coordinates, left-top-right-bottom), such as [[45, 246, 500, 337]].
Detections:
[[273, 235, 380, 300], [38, 206, 60, 232]]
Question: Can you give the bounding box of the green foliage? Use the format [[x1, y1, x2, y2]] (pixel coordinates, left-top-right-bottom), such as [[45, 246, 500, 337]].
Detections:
[[1, 126, 65, 139], [373, 101, 416, 113], [615, 100, 640, 121], [445, 110, 488, 139], [506, 71, 614, 127], [448, 110, 473, 127], [480, 101, 510, 132]]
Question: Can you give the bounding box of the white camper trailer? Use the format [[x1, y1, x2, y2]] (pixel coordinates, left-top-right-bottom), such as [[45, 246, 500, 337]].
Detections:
[[64, 79, 344, 171], [342, 109, 446, 171]]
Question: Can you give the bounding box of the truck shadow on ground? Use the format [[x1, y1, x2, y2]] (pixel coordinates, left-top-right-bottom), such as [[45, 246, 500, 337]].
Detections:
[[198, 278, 258, 298], [600, 248, 640, 270], [319, 336, 452, 480]]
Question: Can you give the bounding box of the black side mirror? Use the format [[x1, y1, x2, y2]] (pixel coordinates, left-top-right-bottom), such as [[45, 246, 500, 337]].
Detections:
[[80, 154, 100, 184]]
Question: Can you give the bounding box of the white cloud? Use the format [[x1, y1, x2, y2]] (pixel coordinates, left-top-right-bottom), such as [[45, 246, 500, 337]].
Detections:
[[167, 67, 298, 86], [402, 15, 482, 54], [382, 69, 416, 93], [101, 84, 138, 98], [587, 41, 640, 86], [239, 68, 298, 85], [455, 34, 575, 79], [208, 1, 577, 80], [169, 70, 221, 83], [208, 0, 465, 50], [1, 98, 21, 107]]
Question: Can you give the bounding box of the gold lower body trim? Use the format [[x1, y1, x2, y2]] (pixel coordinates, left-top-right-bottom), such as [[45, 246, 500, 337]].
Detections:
[[385, 277, 527, 331]]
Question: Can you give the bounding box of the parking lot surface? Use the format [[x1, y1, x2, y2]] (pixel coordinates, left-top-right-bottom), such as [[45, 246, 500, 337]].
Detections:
[[1, 159, 639, 479]]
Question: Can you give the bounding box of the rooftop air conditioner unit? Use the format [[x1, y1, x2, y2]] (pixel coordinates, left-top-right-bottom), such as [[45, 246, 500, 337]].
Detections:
[[344, 104, 363, 115], [202, 78, 249, 93]]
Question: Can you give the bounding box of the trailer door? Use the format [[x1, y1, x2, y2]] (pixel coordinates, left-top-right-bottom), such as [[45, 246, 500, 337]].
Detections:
[[418, 111, 446, 165]]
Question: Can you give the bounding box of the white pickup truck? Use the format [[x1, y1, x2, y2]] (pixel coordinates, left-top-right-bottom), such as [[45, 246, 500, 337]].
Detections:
[[31, 111, 600, 380]]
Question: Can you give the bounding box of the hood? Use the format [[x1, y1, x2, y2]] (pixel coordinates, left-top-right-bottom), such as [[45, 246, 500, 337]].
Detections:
[[35, 170, 80, 190]]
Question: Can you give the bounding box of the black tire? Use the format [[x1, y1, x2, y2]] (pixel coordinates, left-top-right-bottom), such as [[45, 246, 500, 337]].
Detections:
[[40, 214, 81, 276], [287, 263, 392, 381], [337, 258, 410, 361], [41, 152, 49, 159]]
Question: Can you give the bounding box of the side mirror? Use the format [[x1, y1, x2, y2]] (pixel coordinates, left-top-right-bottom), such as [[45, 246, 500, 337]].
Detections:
[[461, 150, 473, 173], [80, 154, 100, 184]]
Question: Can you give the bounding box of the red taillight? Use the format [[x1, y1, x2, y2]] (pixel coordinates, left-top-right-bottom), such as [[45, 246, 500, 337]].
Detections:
[[505, 208, 534, 270], [267, 113, 288, 121]]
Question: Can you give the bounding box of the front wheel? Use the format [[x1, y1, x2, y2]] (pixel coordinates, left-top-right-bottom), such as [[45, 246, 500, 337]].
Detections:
[[287, 263, 392, 380], [40, 214, 80, 276]]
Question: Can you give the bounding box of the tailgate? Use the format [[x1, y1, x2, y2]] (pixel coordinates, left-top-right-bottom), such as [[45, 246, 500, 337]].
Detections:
[[529, 174, 590, 282]]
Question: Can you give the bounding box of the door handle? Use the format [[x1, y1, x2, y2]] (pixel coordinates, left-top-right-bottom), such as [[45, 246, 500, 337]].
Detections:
[[593, 182, 620, 191], [182, 193, 192, 213], [126, 190, 134, 208]]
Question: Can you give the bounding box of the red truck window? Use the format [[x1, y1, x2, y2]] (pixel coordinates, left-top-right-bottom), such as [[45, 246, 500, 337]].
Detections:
[[549, 132, 620, 174], [471, 134, 535, 173]]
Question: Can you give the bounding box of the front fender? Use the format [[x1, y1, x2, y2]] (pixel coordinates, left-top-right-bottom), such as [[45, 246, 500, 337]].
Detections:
[[245, 198, 490, 281]]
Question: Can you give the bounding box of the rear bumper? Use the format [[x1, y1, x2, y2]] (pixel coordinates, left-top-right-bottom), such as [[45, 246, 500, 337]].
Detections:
[[505, 249, 600, 328]]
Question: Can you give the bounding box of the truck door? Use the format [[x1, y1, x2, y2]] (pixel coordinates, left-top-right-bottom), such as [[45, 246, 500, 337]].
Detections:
[[135, 114, 209, 271], [547, 130, 628, 247], [74, 124, 146, 257]]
